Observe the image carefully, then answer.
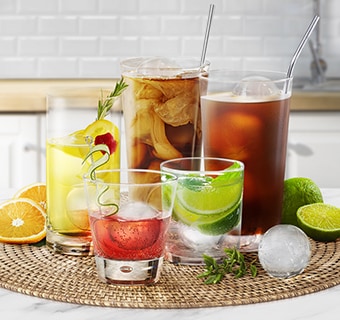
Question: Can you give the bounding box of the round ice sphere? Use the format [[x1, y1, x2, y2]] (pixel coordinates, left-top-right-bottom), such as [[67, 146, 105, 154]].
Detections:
[[258, 225, 311, 279], [232, 76, 280, 98]]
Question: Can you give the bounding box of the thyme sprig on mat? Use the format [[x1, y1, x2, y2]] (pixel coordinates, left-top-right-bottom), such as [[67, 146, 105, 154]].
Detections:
[[198, 248, 258, 284]]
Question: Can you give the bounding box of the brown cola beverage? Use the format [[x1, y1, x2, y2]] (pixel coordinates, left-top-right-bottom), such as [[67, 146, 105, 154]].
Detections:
[[200, 70, 293, 251]]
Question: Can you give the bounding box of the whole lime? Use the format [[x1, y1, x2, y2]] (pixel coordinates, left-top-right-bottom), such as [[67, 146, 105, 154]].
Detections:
[[282, 177, 323, 226]]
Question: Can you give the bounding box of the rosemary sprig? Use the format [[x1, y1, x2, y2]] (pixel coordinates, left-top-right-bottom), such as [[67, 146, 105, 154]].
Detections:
[[97, 78, 128, 120], [198, 248, 258, 284]]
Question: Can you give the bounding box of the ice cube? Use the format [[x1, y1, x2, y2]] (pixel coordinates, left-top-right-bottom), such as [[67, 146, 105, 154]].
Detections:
[[66, 186, 90, 230], [232, 76, 280, 98], [117, 201, 160, 220], [136, 57, 182, 77], [66, 186, 87, 211], [179, 224, 222, 251], [258, 225, 311, 279]]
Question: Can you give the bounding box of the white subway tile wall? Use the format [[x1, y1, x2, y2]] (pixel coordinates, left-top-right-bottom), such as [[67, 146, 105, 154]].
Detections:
[[0, 0, 339, 79]]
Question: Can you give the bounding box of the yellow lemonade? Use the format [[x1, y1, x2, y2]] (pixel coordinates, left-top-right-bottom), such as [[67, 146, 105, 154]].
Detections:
[[46, 79, 126, 255], [46, 128, 120, 235], [46, 136, 90, 234]]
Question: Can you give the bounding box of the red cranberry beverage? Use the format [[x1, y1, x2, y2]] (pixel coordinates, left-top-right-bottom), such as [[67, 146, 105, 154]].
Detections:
[[84, 169, 177, 285], [90, 212, 170, 262], [200, 71, 293, 252]]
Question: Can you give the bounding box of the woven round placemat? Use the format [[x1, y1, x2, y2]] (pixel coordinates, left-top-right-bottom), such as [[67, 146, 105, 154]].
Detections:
[[0, 239, 339, 309]]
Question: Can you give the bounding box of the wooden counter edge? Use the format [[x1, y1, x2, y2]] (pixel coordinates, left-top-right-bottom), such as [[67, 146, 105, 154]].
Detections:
[[0, 79, 339, 112]]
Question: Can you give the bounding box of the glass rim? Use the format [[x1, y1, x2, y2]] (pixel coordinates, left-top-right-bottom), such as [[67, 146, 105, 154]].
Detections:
[[160, 157, 244, 175], [120, 56, 210, 69], [83, 169, 178, 187], [201, 69, 293, 82], [120, 56, 210, 78]]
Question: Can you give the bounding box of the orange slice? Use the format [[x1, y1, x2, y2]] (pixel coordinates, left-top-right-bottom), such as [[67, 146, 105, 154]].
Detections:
[[14, 182, 47, 212], [0, 198, 46, 244]]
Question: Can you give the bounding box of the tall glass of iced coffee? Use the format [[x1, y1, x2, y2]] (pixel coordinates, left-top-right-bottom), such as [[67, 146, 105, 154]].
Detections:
[[120, 57, 209, 173]]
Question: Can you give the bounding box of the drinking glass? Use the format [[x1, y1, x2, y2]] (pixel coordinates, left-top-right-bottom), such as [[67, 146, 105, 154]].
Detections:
[[120, 57, 209, 172], [200, 70, 293, 252], [83, 169, 177, 285], [161, 157, 244, 265], [46, 87, 121, 256]]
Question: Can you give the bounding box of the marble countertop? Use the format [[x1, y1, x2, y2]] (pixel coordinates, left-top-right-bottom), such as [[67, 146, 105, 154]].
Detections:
[[0, 188, 339, 320]]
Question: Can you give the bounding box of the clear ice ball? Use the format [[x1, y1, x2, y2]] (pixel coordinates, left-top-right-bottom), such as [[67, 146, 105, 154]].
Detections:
[[258, 225, 311, 279], [232, 76, 280, 97]]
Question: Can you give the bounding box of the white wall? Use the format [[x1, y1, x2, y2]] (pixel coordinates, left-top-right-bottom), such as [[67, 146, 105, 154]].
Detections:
[[0, 0, 339, 79]]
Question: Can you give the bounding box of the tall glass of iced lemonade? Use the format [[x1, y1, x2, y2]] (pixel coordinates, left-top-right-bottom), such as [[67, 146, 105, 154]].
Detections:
[[200, 70, 293, 252], [46, 84, 123, 256], [120, 57, 209, 174]]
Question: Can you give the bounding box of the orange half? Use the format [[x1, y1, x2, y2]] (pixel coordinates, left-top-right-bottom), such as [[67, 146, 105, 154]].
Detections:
[[0, 198, 46, 244], [14, 182, 46, 212]]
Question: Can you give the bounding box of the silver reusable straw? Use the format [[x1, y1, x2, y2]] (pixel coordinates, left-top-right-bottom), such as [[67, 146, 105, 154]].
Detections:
[[286, 15, 320, 79], [200, 4, 215, 67]]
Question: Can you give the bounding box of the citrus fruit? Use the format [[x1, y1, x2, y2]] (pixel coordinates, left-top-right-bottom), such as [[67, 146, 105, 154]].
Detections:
[[173, 197, 241, 236], [194, 202, 241, 235], [177, 177, 238, 214], [49, 134, 88, 159], [84, 119, 119, 144], [13, 182, 47, 212], [282, 177, 323, 226], [297, 203, 340, 242], [83, 119, 120, 169], [173, 174, 242, 235], [0, 198, 46, 244]]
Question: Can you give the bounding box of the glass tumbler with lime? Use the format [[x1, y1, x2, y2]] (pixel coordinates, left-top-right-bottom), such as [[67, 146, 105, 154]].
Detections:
[[160, 157, 244, 265]]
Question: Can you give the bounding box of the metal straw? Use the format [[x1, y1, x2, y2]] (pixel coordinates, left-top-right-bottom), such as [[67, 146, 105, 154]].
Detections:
[[199, 4, 214, 171], [286, 15, 320, 78], [200, 4, 215, 67]]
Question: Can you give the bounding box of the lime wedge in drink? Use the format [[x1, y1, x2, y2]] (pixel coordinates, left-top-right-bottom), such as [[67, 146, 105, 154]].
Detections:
[[173, 170, 243, 236], [173, 191, 241, 236], [177, 170, 242, 215], [297, 203, 340, 242], [194, 201, 241, 236]]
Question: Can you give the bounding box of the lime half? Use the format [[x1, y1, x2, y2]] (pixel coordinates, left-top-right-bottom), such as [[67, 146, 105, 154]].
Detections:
[[297, 203, 340, 242], [173, 173, 243, 236], [177, 175, 242, 215], [194, 202, 241, 235], [173, 197, 241, 236]]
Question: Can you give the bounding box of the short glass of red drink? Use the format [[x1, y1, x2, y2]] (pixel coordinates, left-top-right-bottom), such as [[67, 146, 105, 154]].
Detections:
[[83, 169, 177, 285]]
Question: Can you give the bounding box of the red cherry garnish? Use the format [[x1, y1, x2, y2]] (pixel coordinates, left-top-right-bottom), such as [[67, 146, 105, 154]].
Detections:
[[94, 132, 117, 155]]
